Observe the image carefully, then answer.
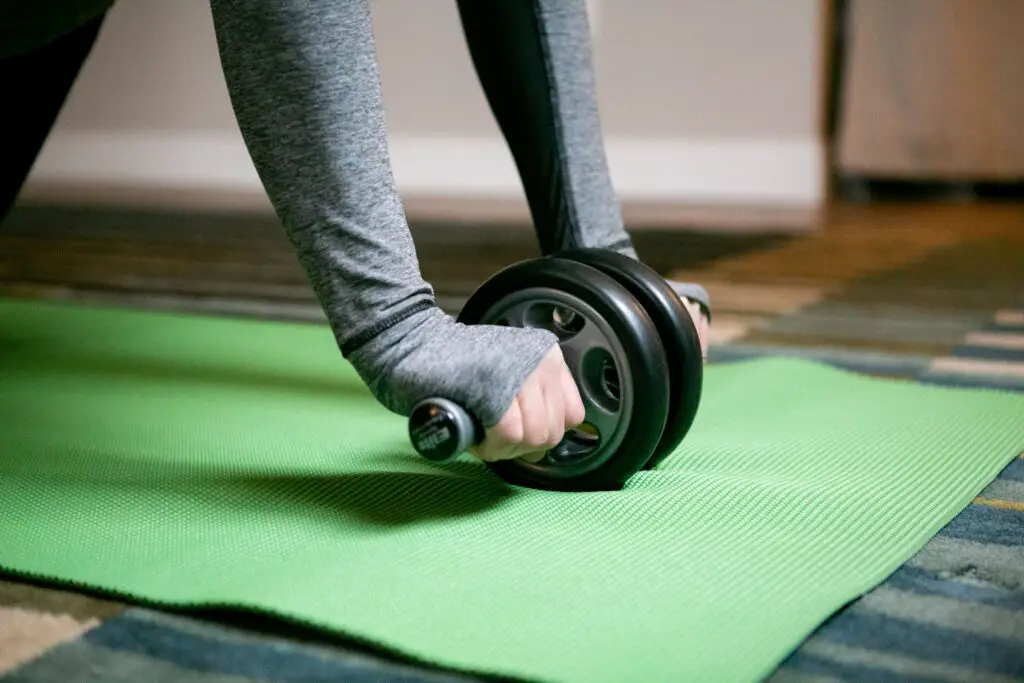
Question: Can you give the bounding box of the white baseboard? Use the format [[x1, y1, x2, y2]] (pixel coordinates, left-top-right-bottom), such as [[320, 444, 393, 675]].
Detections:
[[23, 131, 824, 215]]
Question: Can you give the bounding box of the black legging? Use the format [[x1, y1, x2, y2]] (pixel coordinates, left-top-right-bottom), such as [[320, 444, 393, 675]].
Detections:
[[456, 0, 632, 255], [1, 2, 633, 261], [0, 14, 106, 223]]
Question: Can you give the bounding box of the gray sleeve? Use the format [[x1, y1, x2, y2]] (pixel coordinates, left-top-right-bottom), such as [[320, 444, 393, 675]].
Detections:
[[207, 0, 557, 426]]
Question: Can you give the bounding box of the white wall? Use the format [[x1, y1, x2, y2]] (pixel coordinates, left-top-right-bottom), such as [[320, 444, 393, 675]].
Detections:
[[22, 0, 826, 223]]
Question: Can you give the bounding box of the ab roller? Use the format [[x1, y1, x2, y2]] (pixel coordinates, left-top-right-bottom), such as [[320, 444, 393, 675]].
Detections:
[[407, 247, 704, 492]]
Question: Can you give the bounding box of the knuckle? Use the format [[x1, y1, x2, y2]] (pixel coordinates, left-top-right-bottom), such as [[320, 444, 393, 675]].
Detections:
[[523, 432, 549, 449], [495, 420, 523, 444]]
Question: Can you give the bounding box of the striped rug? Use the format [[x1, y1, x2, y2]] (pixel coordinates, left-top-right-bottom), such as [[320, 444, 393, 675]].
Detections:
[[1, 201, 1022, 682]]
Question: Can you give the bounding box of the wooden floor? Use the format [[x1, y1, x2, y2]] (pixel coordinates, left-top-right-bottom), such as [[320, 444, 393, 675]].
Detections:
[[1, 199, 1021, 361], [0, 202, 789, 325]]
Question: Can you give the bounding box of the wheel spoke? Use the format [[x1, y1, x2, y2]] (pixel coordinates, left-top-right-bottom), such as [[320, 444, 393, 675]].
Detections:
[[581, 399, 620, 443], [558, 315, 616, 379], [493, 300, 532, 328], [558, 316, 622, 446], [484, 295, 628, 466]]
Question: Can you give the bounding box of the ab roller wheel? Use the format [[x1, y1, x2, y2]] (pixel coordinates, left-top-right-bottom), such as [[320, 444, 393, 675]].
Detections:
[[557, 249, 704, 471], [407, 248, 704, 492]]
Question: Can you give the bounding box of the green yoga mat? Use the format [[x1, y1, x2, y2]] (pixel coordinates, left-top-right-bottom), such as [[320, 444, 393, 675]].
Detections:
[[2, 298, 1023, 683]]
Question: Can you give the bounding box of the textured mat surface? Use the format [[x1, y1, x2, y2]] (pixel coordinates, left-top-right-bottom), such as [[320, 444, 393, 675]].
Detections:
[[2, 298, 1023, 683]]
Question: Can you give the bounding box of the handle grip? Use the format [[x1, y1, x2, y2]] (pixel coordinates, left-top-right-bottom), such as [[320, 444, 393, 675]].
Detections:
[[408, 397, 484, 463]]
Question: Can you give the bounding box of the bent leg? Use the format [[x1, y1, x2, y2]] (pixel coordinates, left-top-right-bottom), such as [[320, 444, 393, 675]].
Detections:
[[0, 15, 106, 223], [455, 0, 632, 258], [456, 0, 711, 339]]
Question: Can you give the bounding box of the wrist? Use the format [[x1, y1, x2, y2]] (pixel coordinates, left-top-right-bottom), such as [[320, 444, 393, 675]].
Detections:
[[345, 304, 558, 426]]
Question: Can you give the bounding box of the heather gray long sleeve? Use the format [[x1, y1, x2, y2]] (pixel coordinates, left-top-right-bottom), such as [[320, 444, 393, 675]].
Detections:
[[208, 0, 558, 427], [208, 0, 710, 427]]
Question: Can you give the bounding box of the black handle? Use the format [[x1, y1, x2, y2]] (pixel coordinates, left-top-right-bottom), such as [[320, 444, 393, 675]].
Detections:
[[408, 398, 484, 463]]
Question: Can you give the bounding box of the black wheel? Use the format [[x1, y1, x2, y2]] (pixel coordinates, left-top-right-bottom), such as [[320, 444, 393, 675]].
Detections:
[[553, 248, 703, 469], [457, 257, 671, 491]]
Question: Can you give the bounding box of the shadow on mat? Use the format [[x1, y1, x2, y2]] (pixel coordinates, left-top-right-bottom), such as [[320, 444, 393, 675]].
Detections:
[[236, 469, 519, 526], [18, 448, 519, 527]]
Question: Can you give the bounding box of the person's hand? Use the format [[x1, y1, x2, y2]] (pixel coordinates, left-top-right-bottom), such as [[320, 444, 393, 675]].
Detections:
[[469, 345, 586, 464]]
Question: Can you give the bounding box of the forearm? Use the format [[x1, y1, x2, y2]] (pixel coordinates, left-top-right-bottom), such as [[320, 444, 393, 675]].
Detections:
[[207, 0, 557, 425], [209, 0, 432, 354]]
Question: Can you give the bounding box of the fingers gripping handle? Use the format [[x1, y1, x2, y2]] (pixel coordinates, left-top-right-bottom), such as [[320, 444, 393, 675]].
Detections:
[[408, 398, 484, 463]]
